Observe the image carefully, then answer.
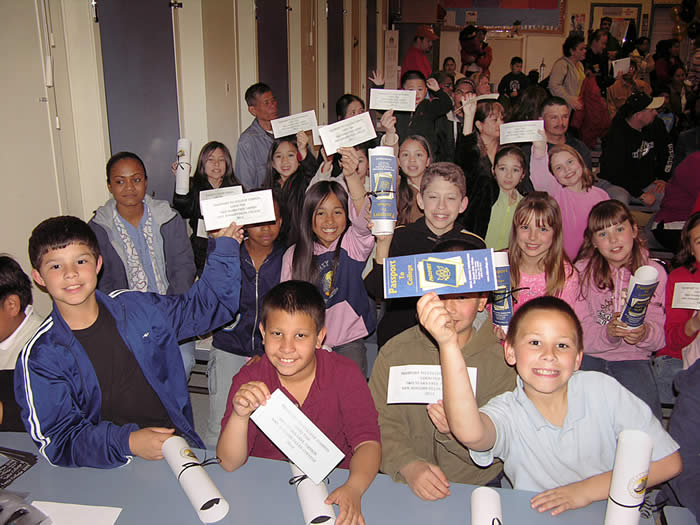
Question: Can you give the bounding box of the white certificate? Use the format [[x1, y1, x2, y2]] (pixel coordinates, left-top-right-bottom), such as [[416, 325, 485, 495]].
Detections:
[[369, 88, 416, 112], [612, 57, 631, 77], [475, 93, 499, 101], [31, 501, 122, 525], [250, 389, 345, 484], [386, 365, 476, 404], [672, 282, 700, 310], [318, 112, 377, 155], [499, 120, 545, 145], [200, 187, 275, 230], [271, 110, 321, 145]]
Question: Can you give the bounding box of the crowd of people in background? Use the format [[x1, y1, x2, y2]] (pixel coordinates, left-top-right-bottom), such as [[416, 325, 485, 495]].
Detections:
[[2, 18, 700, 525]]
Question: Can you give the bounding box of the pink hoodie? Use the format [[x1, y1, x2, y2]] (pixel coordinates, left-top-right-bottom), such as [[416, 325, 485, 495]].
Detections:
[[573, 258, 667, 361]]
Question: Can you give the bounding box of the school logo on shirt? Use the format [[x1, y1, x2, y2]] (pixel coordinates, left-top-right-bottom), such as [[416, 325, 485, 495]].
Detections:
[[631, 140, 654, 159], [318, 259, 338, 303]]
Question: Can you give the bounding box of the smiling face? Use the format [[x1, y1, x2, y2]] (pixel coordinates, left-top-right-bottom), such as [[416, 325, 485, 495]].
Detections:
[[32, 243, 102, 318], [493, 153, 525, 193], [204, 147, 227, 187], [312, 192, 347, 248], [108, 158, 147, 211], [399, 139, 431, 183], [515, 213, 554, 268], [404, 78, 428, 106], [550, 151, 583, 191], [505, 308, 582, 401], [272, 141, 299, 183], [417, 178, 468, 236], [260, 309, 326, 384], [591, 219, 638, 268]]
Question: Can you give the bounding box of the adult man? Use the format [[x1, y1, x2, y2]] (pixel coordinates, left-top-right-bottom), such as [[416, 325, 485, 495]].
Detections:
[[521, 96, 592, 175], [600, 17, 620, 56], [585, 30, 613, 96], [435, 77, 473, 161], [235, 83, 278, 190], [599, 93, 673, 210], [401, 25, 438, 80]]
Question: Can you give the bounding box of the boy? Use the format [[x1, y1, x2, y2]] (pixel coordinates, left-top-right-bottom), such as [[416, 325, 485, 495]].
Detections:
[[205, 200, 284, 446], [369, 238, 516, 501], [419, 294, 682, 516], [15, 216, 243, 467], [365, 162, 482, 348], [217, 281, 381, 525], [0, 256, 43, 431], [395, 70, 453, 158], [497, 57, 529, 100]]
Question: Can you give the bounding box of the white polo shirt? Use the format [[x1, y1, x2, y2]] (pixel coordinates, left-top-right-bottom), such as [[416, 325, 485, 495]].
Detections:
[[470, 371, 679, 492]]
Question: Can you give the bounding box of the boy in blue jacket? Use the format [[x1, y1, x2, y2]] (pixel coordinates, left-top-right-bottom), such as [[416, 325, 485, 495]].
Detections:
[[15, 216, 243, 468]]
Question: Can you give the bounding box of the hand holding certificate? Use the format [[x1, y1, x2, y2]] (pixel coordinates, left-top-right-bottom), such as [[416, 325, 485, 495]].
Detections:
[[318, 112, 377, 155], [612, 57, 631, 77], [199, 188, 275, 231], [499, 120, 545, 145]]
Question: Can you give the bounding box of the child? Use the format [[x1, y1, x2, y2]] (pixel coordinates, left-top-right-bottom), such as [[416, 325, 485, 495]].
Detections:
[[204, 199, 285, 446], [530, 140, 609, 260], [420, 294, 681, 515], [0, 256, 43, 432], [365, 162, 480, 349], [658, 211, 700, 385], [282, 148, 376, 375], [89, 151, 198, 376], [394, 70, 453, 158], [369, 238, 516, 501], [262, 132, 316, 246], [309, 141, 373, 195], [217, 281, 381, 525], [173, 141, 241, 275], [497, 56, 529, 100], [505, 192, 579, 322], [397, 136, 432, 225], [15, 216, 243, 467], [574, 200, 667, 420], [461, 145, 526, 249]]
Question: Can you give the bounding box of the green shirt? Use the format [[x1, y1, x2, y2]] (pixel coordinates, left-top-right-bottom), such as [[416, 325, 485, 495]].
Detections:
[[485, 190, 522, 250]]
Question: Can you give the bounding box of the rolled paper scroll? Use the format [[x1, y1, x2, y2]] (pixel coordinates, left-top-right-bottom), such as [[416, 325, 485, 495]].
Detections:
[[471, 486, 503, 525], [289, 462, 336, 525], [175, 138, 192, 195]]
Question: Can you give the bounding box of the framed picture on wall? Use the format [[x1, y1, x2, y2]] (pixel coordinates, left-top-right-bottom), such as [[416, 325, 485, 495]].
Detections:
[[588, 3, 642, 42]]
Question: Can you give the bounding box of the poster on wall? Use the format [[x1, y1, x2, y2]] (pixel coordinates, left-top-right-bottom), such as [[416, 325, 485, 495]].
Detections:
[[384, 30, 399, 90], [570, 13, 586, 36]]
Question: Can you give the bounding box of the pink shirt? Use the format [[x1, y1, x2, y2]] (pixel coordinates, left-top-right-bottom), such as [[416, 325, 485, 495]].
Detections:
[[281, 197, 375, 347], [512, 263, 579, 314], [221, 348, 380, 468], [529, 146, 609, 260]]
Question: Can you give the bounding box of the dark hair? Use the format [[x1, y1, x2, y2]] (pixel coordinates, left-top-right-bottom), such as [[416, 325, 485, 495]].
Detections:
[[260, 280, 325, 335], [401, 70, 427, 87], [443, 56, 456, 68], [397, 135, 433, 225], [669, 63, 687, 82], [106, 151, 147, 183], [563, 34, 584, 57], [29, 216, 101, 270], [510, 56, 523, 66], [0, 256, 32, 310], [336, 94, 365, 121], [193, 141, 239, 188], [589, 29, 607, 45], [433, 72, 453, 86], [505, 296, 583, 350], [291, 181, 349, 286], [671, 211, 700, 272], [636, 36, 650, 47], [493, 145, 529, 191], [539, 96, 569, 116], [600, 16, 612, 25], [576, 200, 647, 294], [263, 137, 307, 245], [508, 84, 548, 122], [244, 82, 272, 106]]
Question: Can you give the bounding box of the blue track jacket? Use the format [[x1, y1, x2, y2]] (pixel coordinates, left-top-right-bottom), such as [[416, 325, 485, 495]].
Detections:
[[14, 237, 241, 468]]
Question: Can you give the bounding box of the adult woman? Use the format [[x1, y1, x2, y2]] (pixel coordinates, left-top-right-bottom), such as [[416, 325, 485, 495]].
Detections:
[[549, 34, 586, 111], [630, 36, 655, 85], [655, 39, 684, 88]]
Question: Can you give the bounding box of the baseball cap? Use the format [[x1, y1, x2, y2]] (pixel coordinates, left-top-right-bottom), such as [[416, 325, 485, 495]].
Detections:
[[619, 92, 664, 118], [416, 25, 439, 41]]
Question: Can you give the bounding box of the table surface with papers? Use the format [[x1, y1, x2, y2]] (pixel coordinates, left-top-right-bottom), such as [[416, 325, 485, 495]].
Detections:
[[0, 432, 671, 524]]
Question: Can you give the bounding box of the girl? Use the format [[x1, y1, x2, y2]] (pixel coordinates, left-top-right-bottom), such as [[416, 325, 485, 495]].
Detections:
[[462, 145, 526, 249], [530, 140, 609, 260], [173, 141, 240, 276], [397, 135, 432, 225], [660, 212, 700, 375], [263, 132, 316, 246], [574, 200, 667, 420], [281, 148, 376, 375], [506, 192, 579, 319], [455, 94, 504, 202]]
